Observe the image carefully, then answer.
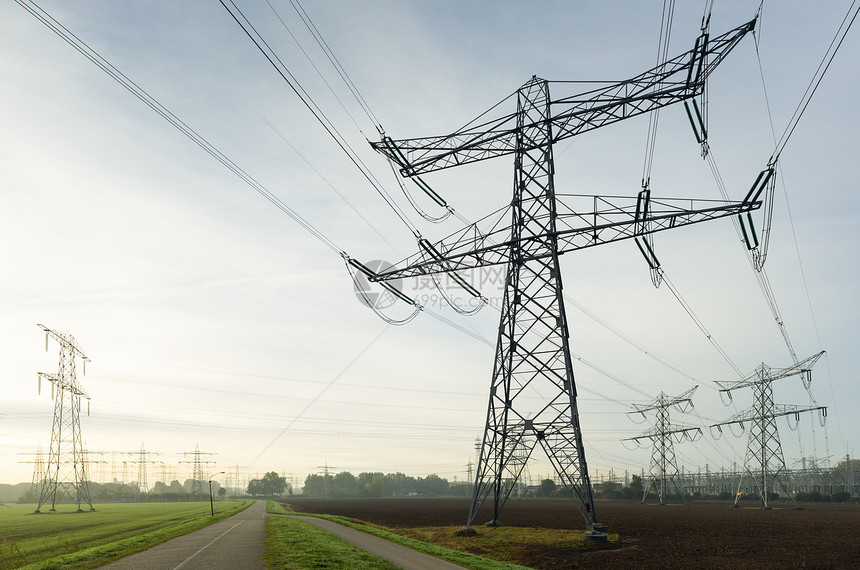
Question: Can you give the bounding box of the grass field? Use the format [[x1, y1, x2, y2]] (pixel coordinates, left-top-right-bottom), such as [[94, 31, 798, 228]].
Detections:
[[264, 516, 401, 569], [0, 500, 250, 569], [266, 501, 537, 570]]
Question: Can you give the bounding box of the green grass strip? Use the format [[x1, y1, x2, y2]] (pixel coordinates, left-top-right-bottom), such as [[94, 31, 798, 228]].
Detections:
[[264, 517, 400, 569], [267, 507, 531, 570], [2, 501, 251, 570]]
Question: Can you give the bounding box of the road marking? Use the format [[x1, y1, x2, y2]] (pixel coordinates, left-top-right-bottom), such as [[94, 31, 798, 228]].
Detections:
[[171, 520, 246, 570]]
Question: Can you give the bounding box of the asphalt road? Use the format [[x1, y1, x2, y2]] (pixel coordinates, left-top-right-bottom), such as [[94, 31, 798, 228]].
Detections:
[[101, 501, 467, 569], [102, 500, 266, 570]]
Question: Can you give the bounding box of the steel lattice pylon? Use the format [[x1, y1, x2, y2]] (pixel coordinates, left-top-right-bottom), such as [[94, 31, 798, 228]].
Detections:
[[181, 444, 215, 497], [467, 79, 599, 530], [711, 352, 826, 508], [35, 324, 94, 513], [370, 20, 757, 535], [624, 387, 701, 505]]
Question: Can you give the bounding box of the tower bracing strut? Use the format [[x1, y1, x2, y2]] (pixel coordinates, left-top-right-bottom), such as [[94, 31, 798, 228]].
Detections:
[[711, 351, 826, 508], [370, 19, 756, 536]]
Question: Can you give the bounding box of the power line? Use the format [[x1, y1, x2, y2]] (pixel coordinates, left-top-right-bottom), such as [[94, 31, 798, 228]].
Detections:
[[14, 0, 345, 258], [218, 0, 421, 239]]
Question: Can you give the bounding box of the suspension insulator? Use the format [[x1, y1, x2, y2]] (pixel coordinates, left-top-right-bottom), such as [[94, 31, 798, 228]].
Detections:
[[684, 102, 702, 144], [635, 237, 660, 270], [418, 239, 482, 298]]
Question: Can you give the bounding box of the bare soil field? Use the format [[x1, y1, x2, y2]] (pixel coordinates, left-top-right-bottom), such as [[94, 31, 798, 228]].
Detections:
[[285, 497, 860, 569]]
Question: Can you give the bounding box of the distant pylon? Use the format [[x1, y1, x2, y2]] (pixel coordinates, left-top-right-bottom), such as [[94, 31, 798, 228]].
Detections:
[[17, 448, 46, 500], [623, 387, 701, 505], [127, 443, 161, 497], [35, 324, 94, 512], [711, 352, 826, 508], [180, 444, 215, 496]]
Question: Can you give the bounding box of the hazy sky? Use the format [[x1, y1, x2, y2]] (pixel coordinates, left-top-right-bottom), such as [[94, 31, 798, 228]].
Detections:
[[2, 0, 857, 489]]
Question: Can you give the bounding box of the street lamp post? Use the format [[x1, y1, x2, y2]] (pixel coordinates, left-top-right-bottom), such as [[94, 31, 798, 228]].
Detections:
[[208, 471, 225, 516]]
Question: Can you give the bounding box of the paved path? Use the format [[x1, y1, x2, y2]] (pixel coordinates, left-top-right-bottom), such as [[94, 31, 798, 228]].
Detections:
[[102, 501, 468, 569], [103, 500, 266, 570], [273, 514, 467, 569]]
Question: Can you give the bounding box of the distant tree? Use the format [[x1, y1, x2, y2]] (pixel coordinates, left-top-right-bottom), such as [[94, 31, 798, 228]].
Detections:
[[417, 474, 449, 496], [217, 487, 227, 498], [332, 472, 357, 497], [247, 479, 264, 497], [303, 474, 326, 496], [259, 471, 287, 496], [600, 480, 618, 498], [539, 478, 557, 497], [832, 491, 850, 503], [626, 474, 643, 499], [357, 472, 385, 496]]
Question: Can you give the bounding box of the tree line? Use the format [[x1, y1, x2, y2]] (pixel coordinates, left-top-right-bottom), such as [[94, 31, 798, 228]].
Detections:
[[300, 471, 457, 497]]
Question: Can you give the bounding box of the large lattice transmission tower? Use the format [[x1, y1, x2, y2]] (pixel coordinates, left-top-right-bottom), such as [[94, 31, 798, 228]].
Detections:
[[35, 324, 94, 513], [181, 444, 215, 497], [710, 351, 826, 508], [623, 387, 702, 505], [368, 19, 757, 536]]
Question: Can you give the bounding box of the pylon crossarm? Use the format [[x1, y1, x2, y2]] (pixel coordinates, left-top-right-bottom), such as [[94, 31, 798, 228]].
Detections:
[[628, 385, 698, 415], [372, 20, 754, 177], [715, 351, 825, 393], [372, 196, 760, 281], [711, 404, 826, 429], [38, 324, 90, 362], [38, 372, 90, 399], [627, 425, 702, 442]]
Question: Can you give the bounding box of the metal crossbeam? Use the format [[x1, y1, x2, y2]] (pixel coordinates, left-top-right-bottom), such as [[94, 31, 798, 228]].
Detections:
[[373, 20, 754, 177], [373, 195, 759, 281]]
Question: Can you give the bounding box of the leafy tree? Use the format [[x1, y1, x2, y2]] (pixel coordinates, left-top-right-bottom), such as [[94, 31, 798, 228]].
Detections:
[[247, 471, 287, 497], [247, 478, 264, 497], [357, 472, 385, 496], [260, 471, 287, 496], [332, 471, 357, 497], [600, 480, 618, 498], [302, 474, 326, 496], [539, 478, 557, 497], [418, 474, 448, 496], [217, 487, 227, 498]]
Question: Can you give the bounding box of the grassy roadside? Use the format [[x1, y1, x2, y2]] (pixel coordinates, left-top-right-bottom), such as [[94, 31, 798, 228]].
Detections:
[[264, 516, 400, 569], [0, 500, 251, 569], [265, 501, 534, 570]]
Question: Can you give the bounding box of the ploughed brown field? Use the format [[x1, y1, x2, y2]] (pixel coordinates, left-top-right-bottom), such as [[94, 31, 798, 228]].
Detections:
[[285, 497, 860, 569]]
